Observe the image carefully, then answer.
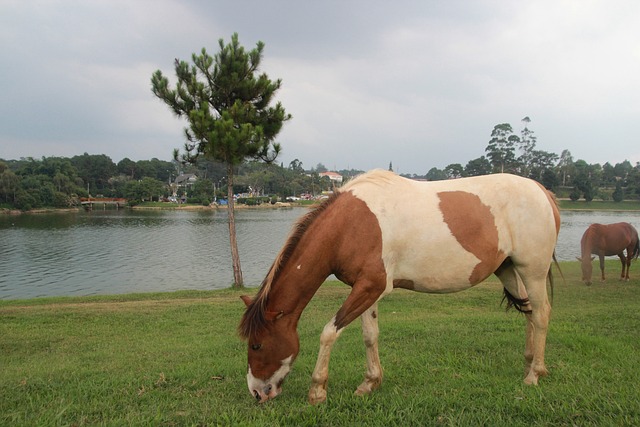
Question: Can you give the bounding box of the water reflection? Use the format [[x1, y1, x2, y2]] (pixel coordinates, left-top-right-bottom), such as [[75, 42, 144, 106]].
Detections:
[[2, 208, 640, 299], [0, 208, 301, 299]]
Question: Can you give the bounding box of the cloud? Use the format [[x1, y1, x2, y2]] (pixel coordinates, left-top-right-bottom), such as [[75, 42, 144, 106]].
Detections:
[[2, 0, 640, 171]]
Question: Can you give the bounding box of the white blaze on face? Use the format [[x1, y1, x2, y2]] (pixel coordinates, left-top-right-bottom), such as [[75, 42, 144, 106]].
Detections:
[[247, 355, 294, 403]]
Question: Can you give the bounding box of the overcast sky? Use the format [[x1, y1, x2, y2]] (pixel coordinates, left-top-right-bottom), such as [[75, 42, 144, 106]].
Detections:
[[1, 1, 639, 175]]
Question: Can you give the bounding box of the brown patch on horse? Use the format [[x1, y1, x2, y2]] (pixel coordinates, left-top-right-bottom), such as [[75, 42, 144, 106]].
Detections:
[[393, 279, 415, 290], [329, 193, 386, 330], [239, 193, 342, 340], [437, 191, 505, 284], [536, 183, 561, 234]]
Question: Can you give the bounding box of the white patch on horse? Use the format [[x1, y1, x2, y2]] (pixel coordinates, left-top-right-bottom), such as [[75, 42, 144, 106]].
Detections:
[[297, 265, 301, 270], [343, 170, 555, 293], [247, 355, 293, 403]]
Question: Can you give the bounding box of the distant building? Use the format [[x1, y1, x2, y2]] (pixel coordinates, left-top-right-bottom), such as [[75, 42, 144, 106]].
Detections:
[[173, 173, 197, 194], [319, 171, 343, 183]]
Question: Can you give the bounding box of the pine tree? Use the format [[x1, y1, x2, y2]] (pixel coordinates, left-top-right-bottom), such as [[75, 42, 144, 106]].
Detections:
[[151, 33, 291, 287]]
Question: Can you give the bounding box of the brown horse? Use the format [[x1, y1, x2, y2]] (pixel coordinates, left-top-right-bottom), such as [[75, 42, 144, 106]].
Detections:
[[578, 222, 640, 285], [239, 170, 560, 404]]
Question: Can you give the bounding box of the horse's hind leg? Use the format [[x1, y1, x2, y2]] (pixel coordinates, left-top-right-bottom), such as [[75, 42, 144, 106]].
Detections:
[[618, 253, 628, 281], [495, 260, 551, 385]]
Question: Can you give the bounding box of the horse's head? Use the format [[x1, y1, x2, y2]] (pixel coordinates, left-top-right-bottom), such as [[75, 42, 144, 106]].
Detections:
[[240, 295, 299, 403], [576, 256, 596, 285]]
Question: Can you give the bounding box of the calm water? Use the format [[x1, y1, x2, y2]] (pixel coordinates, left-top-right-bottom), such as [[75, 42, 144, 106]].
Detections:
[[0, 208, 303, 299], [2, 208, 640, 299]]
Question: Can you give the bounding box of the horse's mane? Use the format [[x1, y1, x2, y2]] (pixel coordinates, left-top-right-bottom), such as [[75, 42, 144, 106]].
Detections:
[[239, 191, 342, 340]]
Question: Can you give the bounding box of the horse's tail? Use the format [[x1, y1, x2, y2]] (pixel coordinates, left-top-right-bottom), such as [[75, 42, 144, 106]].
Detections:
[[502, 251, 561, 313], [502, 288, 532, 314], [634, 238, 640, 260], [548, 251, 564, 305]]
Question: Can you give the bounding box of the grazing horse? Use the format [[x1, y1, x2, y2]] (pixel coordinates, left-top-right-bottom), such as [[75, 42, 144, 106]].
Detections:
[[239, 170, 560, 404], [578, 222, 640, 285]]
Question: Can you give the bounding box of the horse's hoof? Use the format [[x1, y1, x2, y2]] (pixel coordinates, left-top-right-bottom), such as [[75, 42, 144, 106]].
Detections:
[[355, 377, 381, 396], [308, 387, 327, 405], [354, 384, 372, 396]]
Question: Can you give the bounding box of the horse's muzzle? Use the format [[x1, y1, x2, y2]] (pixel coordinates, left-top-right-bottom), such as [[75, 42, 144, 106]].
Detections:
[[252, 383, 280, 403]]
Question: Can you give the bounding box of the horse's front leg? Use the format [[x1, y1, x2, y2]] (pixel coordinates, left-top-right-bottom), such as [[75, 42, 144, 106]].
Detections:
[[308, 317, 343, 405], [355, 302, 383, 396], [599, 255, 606, 282], [308, 279, 386, 405]]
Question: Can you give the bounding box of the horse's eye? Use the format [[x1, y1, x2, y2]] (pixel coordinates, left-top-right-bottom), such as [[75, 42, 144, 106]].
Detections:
[[251, 343, 262, 351]]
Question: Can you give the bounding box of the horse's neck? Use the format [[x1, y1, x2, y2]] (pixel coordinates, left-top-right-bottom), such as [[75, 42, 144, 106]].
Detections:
[[266, 226, 335, 319]]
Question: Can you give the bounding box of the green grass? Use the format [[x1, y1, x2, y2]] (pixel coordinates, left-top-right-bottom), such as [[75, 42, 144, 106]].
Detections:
[[558, 199, 640, 211], [2, 261, 640, 426]]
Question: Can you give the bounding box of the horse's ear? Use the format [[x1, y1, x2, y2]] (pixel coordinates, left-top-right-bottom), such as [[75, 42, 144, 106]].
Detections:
[[240, 295, 252, 307]]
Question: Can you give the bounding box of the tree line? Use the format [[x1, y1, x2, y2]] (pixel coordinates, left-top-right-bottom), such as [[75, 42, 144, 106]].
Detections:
[[413, 118, 640, 203], [0, 153, 358, 211], [2, 141, 639, 212]]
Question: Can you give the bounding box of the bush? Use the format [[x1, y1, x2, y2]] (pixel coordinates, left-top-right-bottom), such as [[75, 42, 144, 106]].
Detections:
[[14, 191, 36, 211], [613, 183, 624, 202], [53, 192, 71, 208], [569, 187, 581, 201]]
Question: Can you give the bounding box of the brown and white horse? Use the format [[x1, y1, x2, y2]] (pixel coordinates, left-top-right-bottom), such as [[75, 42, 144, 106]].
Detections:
[[239, 170, 560, 404], [578, 222, 640, 285]]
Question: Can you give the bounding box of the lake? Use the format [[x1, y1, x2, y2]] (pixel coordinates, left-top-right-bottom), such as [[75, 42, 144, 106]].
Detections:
[[2, 207, 640, 299]]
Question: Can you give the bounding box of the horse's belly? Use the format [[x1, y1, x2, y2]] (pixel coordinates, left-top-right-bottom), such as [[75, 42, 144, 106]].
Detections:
[[390, 249, 496, 293]]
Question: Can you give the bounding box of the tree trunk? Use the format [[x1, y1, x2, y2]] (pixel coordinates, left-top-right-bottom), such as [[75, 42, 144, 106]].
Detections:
[[226, 164, 244, 287]]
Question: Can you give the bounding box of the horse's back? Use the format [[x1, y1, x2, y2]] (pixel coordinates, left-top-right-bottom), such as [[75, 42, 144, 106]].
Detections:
[[342, 170, 559, 291], [584, 222, 639, 256]]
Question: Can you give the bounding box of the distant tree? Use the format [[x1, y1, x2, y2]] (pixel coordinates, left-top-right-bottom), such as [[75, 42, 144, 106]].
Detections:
[[601, 162, 616, 186], [444, 163, 464, 179], [71, 153, 116, 194], [529, 150, 559, 181], [485, 123, 519, 173], [124, 177, 164, 203], [612, 181, 624, 202], [0, 168, 19, 204], [151, 33, 291, 287], [117, 158, 137, 179], [426, 167, 447, 181], [540, 168, 560, 191], [572, 160, 595, 201], [557, 149, 574, 186], [314, 163, 328, 173], [191, 178, 215, 203], [288, 159, 304, 174], [569, 187, 581, 201], [517, 116, 537, 177], [626, 165, 640, 198], [388, 162, 393, 172], [614, 160, 633, 182], [464, 156, 492, 177]]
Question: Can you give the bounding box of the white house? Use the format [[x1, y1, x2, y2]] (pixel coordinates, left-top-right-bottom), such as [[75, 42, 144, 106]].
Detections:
[[319, 171, 343, 183]]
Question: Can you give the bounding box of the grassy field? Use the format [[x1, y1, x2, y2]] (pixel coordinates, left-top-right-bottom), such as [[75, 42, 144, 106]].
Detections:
[[558, 199, 640, 211], [2, 261, 640, 426]]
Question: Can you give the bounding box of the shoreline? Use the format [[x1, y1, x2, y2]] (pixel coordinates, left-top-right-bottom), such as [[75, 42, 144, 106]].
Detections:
[[5, 200, 640, 214], [0, 201, 304, 215]]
